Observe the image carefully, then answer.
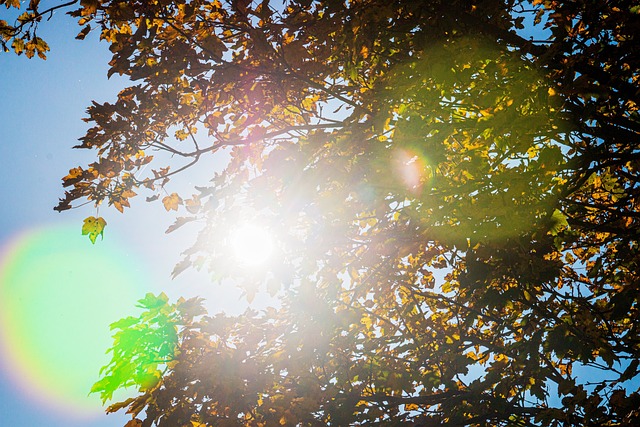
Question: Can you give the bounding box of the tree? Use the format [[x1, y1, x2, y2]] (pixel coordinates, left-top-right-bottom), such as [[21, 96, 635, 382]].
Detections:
[[3, 0, 640, 425]]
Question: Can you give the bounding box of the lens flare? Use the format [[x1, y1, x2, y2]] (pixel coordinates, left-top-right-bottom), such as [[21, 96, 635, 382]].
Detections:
[[230, 223, 274, 267], [392, 148, 430, 194], [0, 224, 149, 419]]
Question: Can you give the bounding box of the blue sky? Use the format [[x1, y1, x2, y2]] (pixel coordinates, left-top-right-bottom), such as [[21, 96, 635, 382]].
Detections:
[[0, 12, 238, 427], [0, 13, 143, 427]]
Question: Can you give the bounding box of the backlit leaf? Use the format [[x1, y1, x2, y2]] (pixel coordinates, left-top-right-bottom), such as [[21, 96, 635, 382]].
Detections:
[[162, 193, 182, 211], [81, 216, 106, 244]]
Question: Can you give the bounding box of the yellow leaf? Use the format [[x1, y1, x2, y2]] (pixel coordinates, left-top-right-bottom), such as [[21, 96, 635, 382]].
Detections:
[[80, 0, 99, 15], [121, 189, 137, 198], [11, 38, 25, 55], [162, 193, 182, 211], [82, 216, 107, 244], [62, 167, 83, 184], [405, 403, 420, 411]]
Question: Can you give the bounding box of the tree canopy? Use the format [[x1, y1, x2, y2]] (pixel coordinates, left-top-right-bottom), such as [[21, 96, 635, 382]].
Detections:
[[3, 0, 640, 425]]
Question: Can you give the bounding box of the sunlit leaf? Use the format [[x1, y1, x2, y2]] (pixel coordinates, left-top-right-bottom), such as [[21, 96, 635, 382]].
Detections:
[[549, 209, 568, 236], [162, 193, 182, 211], [81, 216, 106, 244]]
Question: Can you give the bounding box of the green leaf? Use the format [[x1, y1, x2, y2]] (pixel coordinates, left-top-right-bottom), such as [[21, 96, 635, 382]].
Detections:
[[135, 292, 169, 309], [81, 216, 107, 243], [549, 209, 568, 236], [109, 316, 139, 330], [93, 295, 179, 403]]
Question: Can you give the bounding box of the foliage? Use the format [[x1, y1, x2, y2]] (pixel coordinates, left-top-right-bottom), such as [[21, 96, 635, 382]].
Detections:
[[91, 292, 179, 404], [4, 0, 640, 425]]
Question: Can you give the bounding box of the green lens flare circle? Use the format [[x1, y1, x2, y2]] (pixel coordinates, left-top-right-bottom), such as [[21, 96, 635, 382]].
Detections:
[[0, 224, 148, 419]]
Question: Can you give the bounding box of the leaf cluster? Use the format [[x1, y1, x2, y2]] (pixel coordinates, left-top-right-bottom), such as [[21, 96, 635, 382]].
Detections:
[[9, 0, 640, 426], [91, 292, 179, 406]]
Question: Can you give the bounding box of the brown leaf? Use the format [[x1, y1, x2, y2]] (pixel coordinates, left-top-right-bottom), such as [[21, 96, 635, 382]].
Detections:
[[76, 24, 91, 40]]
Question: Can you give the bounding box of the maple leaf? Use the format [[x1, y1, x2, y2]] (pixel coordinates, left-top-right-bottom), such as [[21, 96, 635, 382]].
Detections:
[[81, 216, 106, 244], [162, 193, 182, 211]]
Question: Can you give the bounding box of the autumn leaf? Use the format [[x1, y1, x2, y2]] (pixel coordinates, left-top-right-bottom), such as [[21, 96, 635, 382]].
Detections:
[[79, 0, 99, 15], [76, 24, 91, 40], [81, 216, 106, 244], [184, 195, 201, 214], [162, 193, 182, 211], [11, 38, 24, 55]]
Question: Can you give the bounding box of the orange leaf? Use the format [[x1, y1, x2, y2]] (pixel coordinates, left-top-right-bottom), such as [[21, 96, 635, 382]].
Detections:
[[162, 193, 182, 211]]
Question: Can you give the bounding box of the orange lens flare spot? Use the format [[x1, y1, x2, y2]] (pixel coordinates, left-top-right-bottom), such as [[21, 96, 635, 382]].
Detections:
[[392, 149, 429, 194]]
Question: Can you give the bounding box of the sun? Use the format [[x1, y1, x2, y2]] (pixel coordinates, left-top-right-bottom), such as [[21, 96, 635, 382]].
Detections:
[[229, 223, 274, 267]]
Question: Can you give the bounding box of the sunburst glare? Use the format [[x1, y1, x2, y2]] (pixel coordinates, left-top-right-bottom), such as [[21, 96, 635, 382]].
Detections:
[[230, 223, 274, 267]]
